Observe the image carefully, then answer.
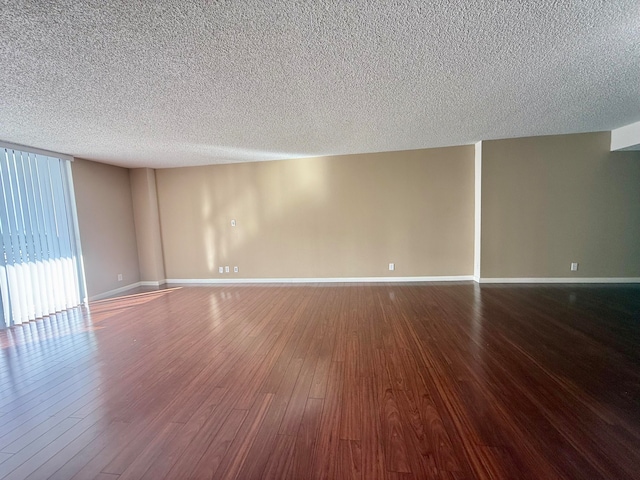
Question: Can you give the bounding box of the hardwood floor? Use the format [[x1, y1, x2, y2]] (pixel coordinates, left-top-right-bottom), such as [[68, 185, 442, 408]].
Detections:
[[1, 283, 639, 479]]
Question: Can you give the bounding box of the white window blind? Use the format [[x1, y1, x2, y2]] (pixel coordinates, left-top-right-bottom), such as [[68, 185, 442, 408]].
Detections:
[[0, 147, 86, 329]]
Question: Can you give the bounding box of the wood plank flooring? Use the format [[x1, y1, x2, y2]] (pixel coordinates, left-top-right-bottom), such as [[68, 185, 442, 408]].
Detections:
[[1, 283, 639, 479]]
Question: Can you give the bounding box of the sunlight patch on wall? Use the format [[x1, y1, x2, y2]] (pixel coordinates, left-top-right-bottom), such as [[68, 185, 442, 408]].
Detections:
[[201, 187, 216, 272], [196, 154, 329, 274], [186, 143, 309, 164]]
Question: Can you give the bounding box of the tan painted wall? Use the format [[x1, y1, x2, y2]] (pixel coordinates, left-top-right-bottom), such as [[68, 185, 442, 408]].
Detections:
[[130, 168, 166, 283], [156, 147, 475, 279], [481, 132, 640, 278], [72, 158, 140, 296]]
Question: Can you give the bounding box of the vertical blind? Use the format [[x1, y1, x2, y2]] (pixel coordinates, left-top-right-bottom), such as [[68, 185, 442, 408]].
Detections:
[[0, 147, 86, 329]]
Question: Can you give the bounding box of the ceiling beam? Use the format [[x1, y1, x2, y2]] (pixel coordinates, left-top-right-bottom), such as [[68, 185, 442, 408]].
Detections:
[[611, 121, 640, 152]]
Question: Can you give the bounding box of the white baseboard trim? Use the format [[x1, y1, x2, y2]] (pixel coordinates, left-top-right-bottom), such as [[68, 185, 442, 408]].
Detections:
[[89, 279, 169, 301], [89, 282, 142, 301], [165, 275, 475, 285], [478, 277, 640, 284], [139, 280, 166, 287], [89, 276, 638, 299]]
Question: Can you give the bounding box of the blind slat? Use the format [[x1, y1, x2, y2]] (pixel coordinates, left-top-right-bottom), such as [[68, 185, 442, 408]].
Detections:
[[0, 149, 84, 328]]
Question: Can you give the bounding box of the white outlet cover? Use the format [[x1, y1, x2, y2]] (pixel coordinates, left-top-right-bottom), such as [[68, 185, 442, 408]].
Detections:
[[234, 266, 239, 273], [218, 266, 224, 274], [571, 262, 579, 271], [225, 266, 230, 273], [231, 219, 236, 227], [389, 263, 395, 271]]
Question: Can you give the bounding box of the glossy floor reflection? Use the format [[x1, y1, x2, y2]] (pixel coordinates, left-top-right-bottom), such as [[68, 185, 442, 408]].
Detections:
[[0, 283, 639, 479]]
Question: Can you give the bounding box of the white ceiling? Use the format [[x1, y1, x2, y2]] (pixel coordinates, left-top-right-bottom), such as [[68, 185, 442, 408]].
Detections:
[[1, 1, 639, 168]]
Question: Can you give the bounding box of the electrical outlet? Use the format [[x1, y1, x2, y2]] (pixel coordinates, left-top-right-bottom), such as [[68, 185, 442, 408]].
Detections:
[[234, 266, 238, 273], [231, 219, 236, 227], [117, 273, 123, 281], [570, 262, 579, 272], [389, 263, 395, 271], [218, 266, 224, 274], [225, 266, 230, 273]]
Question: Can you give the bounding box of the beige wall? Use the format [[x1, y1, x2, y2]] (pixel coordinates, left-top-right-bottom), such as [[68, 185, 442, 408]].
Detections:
[[70, 131, 640, 287], [72, 158, 140, 296], [156, 147, 475, 279], [481, 132, 640, 278], [130, 168, 166, 283]]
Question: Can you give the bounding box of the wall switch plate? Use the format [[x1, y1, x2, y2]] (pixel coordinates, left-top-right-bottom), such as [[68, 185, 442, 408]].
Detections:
[[389, 263, 395, 271], [219, 266, 224, 274], [225, 266, 230, 273], [117, 273, 123, 281], [231, 219, 236, 227], [234, 266, 238, 273], [571, 262, 579, 271]]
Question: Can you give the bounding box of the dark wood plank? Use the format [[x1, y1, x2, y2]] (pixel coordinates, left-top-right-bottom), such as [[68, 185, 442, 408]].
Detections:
[[235, 357, 303, 479], [0, 283, 638, 479], [1, 415, 103, 480], [210, 392, 274, 480], [361, 375, 386, 479], [66, 422, 137, 480], [117, 422, 183, 480], [187, 408, 247, 479], [338, 439, 362, 480], [43, 421, 130, 480], [262, 434, 295, 479], [92, 473, 119, 480], [290, 397, 324, 479], [311, 359, 345, 479]]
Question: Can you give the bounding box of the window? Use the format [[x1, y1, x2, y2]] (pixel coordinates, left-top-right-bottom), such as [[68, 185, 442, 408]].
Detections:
[[0, 145, 86, 328]]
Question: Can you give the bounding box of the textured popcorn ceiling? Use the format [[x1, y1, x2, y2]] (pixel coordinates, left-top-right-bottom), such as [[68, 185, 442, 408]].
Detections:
[[1, 1, 639, 168]]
